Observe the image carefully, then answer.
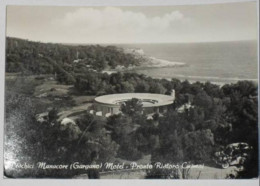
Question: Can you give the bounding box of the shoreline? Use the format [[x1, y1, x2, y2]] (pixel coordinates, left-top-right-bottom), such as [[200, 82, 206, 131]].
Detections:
[[101, 68, 258, 87], [142, 57, 186, 68], [102, 54, 257, 86], [115, 47, 258, 86], [102, 66, 258, 87], [123, 47, 187, 68]]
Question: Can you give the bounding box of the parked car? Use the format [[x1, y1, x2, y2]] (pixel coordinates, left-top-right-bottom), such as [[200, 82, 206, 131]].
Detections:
[[213, 143, 252, 169]]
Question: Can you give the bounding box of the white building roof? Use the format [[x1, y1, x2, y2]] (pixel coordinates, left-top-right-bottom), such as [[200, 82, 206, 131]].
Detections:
[[94, 93, 174, 107], [60, 117, 76, 126]]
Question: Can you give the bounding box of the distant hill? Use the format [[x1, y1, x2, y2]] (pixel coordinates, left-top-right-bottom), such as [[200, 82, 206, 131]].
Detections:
[[6, 37, 141, 75]]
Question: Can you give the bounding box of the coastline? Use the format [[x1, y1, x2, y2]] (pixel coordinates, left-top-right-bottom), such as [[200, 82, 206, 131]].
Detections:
[[142, 57, 186, 68], [102, 49, 258, 86], [102, 67, 258, 87], [123, 47, 186, 68], [101, 55, 186, 74]]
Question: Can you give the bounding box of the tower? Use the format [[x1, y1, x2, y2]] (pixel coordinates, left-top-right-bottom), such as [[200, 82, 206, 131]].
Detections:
[[171, 90, 175, 100]]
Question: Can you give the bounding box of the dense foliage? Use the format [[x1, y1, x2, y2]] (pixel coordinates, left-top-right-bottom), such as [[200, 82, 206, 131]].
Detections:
[[5, 94, 119, 178], [6, 37, 141, 74]]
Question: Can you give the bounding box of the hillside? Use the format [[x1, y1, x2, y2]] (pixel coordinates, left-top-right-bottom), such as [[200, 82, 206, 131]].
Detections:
[[6, 37, 141, 76]]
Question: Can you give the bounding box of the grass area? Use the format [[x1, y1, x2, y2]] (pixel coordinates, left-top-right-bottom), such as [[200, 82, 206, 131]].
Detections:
[[5, 73, 45, 95], [34, 79, 73, 98], [72, 95, 95, 105], [5, 73, 95, 119]]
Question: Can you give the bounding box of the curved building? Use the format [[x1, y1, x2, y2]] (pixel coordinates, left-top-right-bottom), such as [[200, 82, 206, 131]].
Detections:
[[93, 91, 175, 117]]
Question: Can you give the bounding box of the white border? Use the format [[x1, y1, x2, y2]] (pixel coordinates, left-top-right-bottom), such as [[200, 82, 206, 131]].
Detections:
[[0, 0, 257, 6], [0, 0, 259, 186]]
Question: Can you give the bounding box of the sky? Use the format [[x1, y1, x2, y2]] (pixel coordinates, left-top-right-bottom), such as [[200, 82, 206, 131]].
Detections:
[[6, 1, 258, 44]]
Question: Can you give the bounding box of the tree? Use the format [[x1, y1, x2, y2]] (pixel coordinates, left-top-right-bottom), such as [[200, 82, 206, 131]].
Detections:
[[48, 107, 59, 122], [4, 93, 42, 177], [182, 129, 214, 163], [106, 114, 142, 160], [149, 82, 166, 94], [120, 81, 135, 93], [120, 98, 143, 117], [136, 81, 150, 93]]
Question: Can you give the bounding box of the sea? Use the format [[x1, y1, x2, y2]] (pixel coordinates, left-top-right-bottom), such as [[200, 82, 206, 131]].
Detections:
[[117, 40, 258, 85]]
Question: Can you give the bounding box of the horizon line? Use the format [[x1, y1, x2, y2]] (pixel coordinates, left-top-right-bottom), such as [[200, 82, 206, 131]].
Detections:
[[6, 36, 258, 46]]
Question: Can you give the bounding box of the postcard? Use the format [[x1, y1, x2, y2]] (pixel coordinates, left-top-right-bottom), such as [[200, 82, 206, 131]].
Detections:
[[1, 0, 259, 182]]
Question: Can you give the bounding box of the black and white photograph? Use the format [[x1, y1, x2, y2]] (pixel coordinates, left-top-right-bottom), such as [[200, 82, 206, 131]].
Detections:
[[2, 0, 259, 180]]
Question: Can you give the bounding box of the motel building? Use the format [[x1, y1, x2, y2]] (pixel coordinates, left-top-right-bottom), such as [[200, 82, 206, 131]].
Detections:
[[90, 90, 175, 118]]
